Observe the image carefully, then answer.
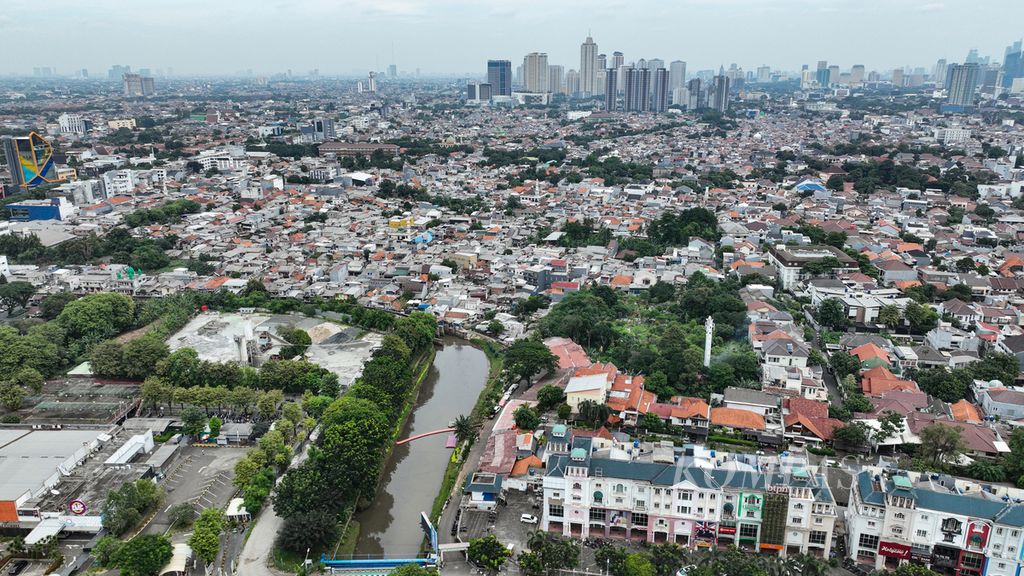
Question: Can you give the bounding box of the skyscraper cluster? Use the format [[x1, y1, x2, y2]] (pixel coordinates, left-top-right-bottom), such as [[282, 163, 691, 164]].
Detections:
[[471, 35, 713, 113]]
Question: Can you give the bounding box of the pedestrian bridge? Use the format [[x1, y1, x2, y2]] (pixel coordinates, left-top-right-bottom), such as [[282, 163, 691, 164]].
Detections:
[[396, 427, 454, 445]]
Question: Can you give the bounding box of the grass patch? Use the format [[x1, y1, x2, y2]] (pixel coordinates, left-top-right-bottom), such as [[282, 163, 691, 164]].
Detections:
[[272, 546, 305, 572], [430, 446, 464, 524], [335, 519, 360, 559], [153, 259, 190, 273], [469, 338, 505, 423]]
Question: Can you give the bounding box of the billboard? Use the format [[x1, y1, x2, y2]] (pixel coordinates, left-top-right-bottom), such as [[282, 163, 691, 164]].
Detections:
[[420, 511, 438, 554], [5, 132, 60, 188]]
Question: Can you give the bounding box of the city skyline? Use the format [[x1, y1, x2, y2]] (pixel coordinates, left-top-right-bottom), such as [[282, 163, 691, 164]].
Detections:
[[2, 0, 1023, 76]]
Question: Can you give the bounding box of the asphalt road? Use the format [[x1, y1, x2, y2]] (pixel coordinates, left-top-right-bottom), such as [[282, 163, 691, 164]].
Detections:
[[232, 429, 317, 576]]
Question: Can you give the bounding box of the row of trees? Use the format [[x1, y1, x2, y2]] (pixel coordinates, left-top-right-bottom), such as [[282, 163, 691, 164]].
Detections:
[[269, 312, 437, 555], [816, 298, 938, 333], [466, 533, 833, 576]]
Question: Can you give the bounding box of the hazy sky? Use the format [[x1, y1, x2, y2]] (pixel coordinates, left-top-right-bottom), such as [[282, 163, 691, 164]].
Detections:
[[2, 0, 1023, 76]]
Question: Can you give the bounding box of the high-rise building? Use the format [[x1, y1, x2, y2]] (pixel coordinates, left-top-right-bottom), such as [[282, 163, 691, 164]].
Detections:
[[891, 68, 904, 87], [523, 52, 549, 93], [466, 82, 492, 101], [710, 75, 730, 113], [827, 65, 840, 85], [548, 65, 565, 94], [595, 54, 607, 96], [1003, 41, 1023, 89], [487, 60, 512, 97], [306, 118, 336, 142], [565, 69, 581, 95], [604, 68, 618, 111], [651, 68, 670, 113], [850, 65, 865, 85], [669, 60, 687, 90], [123, 73, 155, 97], [579, 35, 598, 95], [933, 59, 948, 83], [756, 65, 771, 83], [946, 62, 980, 109], [623, 67, 651, 112], [687, 78, 703, 109], [611, 52, 624, 70], [108, 65, 130, 81], [387, 64, 397, 78], [58, 113, 89, 135], [815, 60, 829, 86], [367, 71, 377, 92], [647, 58, 665, 72]]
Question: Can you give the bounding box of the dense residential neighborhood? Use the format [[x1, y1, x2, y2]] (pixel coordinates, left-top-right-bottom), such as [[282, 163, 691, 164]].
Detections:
[[3, 32, 1024, 576]]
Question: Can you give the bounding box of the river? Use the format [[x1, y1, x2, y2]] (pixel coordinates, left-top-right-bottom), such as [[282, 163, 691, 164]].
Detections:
[[353, 338, 490, 557]]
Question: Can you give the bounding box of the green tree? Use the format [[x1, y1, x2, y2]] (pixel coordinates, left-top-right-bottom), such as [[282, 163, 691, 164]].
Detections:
[[158, 348, 202, 387], [919, 423, 967, 466], [0, 383, 25, 411], [624, 553, 656, 576], [513, 405, 541, 430], [208, 415, 222, 438], [504, 339, 558, 386], [188, 508, 225, 564], [486, 319, 505, 336], [14, 367, 45, 393], [878, 304, 902, 329], [0, 281, 36, 314], [891, 563, 942, 576], [141, 376, 173, 410], [276, 325, 312, 359], [578, 400, 611, 427], [114, 534, 173, 576], [595, 545, 629, 576], [647, 543, 688, 576], [102, 479, 162, 536], [167, 502, 196, 529], [536, 385, 566, 411], [874, 410, 905, 445], [829, 351, 861, 378], [388, 565, 436, 576], [904, 301, 939, 332], [279, 508, 341, 553], [121, 336, 170, 380], [557, 403, 572, 420], [39, 291, 77, 320], [90, 535, 123, 567], [956, 257, 977, 272], [833, 421, 870, 450], [452, 415, 474, 443], [57, 292, 135, 348], [971, 352, 1020, 385], [90, 339, 126, 378], [815, 298, 847, 330], [467, 534, 511, 572], [181, 406, 207, 437]]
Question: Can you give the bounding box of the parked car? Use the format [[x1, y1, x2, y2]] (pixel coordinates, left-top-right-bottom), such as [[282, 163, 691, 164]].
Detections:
[[8, 561, 28, 576], [520, 514, 538, 524]]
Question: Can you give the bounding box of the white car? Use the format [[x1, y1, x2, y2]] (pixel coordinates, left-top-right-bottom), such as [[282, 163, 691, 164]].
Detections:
[[520, 514, 538, 524]]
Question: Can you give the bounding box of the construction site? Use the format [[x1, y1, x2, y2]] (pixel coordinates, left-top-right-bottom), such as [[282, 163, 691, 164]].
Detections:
[[167, 311, 383, 387]]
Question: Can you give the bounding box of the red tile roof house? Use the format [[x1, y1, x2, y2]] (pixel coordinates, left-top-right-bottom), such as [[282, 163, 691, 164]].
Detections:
[[782, 398, 844, 445]]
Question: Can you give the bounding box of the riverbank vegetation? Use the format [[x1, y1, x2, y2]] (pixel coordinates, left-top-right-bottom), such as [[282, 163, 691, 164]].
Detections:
[[270, 312, 438, 556]]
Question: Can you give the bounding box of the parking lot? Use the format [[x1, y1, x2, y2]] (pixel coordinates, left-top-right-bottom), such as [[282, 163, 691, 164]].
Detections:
[[146, 445, 249, 535], [3, 560, 51, 576]]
